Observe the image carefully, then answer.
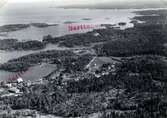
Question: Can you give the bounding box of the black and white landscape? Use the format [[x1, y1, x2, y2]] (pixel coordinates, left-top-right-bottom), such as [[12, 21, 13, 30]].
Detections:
[[0, 0, 167, 118]]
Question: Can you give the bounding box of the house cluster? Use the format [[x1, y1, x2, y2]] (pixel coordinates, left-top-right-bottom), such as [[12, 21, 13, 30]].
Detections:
[[85, 57, 119, 76], [0, 77, 24, 97], [55, 56, 119, 83]]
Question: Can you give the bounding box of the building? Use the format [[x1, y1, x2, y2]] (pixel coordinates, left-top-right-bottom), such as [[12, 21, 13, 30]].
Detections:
[[85, 57, 119, 72]]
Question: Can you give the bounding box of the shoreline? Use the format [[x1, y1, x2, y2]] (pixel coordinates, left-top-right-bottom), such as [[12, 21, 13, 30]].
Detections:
[[0, 8, 157, 82], [1, 8, 167, 118]]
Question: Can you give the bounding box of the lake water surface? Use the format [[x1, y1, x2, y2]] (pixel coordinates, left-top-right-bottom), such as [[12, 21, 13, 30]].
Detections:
[[0, 2, 139, 82], [0, 3, 136, 41]]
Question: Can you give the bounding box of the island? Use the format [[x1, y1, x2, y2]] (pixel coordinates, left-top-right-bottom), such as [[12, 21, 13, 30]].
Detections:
[[1, 9, 167, 118]]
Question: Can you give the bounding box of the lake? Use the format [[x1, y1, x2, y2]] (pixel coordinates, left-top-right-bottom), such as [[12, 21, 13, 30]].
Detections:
[[0, 2, 139, 82], [0, 3, 136, 41]]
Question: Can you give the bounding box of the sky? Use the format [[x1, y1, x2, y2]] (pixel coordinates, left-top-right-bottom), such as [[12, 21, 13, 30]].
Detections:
[[1, 0, 93, 6], [0, 0, 167, 7], [7, 0, 167, 4]]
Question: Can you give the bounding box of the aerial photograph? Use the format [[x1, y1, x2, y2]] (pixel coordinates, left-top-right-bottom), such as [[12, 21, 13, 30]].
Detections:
[[0, 0, 167, 117]]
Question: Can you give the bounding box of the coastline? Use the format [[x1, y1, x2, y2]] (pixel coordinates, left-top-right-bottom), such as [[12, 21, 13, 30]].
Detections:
[[0, 7, 167, 118], [0, 8, 164, 82]]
